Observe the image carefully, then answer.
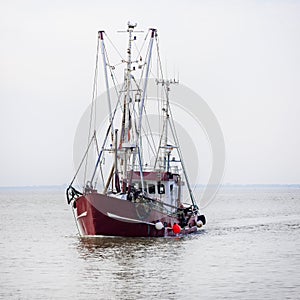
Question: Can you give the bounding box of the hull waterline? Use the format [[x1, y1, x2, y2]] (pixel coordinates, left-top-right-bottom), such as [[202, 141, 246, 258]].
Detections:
[[74, 193, 199, 237]]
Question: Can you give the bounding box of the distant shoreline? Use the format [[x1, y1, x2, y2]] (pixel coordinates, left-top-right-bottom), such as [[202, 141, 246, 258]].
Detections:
[[0, 184, 299, 190], [0, 185, 67, 191]]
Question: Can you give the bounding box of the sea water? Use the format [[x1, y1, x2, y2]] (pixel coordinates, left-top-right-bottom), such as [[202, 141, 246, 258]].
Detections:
[[0, 186, 299, 299]]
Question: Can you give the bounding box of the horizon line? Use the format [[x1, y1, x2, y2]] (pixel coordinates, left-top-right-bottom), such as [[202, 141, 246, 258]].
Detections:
[[0, 183, 299, 190]]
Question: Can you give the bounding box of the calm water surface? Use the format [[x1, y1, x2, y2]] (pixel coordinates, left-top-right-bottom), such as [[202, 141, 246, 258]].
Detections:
[[0, 187, 299, 299]]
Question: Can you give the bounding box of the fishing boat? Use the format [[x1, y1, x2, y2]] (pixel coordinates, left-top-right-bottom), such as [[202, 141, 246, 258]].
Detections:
[[66, 22, 206, 237]]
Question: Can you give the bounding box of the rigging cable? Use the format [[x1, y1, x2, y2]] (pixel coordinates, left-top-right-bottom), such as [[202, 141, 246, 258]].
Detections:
[[89, 80, 125, 186], [69, 132, 97, 187], [104, 32, 124, 112], [155, 35, 198, 209], [100, 32, 114, 142], [130, 77, 157, 160], [104, 32, 125, 62], [136, 33, 154, 167], [93, 131, 101, 188], [137, 33, 151, 88], [134, 30, 149, 62], [141, 105, 158, 158], [83, 36, 100, 185], [168, 105, 198, 209]]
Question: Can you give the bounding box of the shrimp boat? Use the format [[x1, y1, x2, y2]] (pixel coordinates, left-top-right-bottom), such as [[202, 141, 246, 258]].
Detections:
[[66, 23, 206, 237]]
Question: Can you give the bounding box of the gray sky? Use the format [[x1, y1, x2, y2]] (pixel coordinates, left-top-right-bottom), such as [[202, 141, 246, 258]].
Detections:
[[1, 0, 299, 186]]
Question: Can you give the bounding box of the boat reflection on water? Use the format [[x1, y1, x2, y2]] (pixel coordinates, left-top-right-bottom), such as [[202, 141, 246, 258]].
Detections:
[[76, 231, 205, 261], [76, 234, 208, 265], [74, 233, 208, 299]]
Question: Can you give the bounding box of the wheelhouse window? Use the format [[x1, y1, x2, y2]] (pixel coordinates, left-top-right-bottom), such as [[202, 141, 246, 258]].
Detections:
[[148, 184, 156, 194], [157, 182, 165, 194]]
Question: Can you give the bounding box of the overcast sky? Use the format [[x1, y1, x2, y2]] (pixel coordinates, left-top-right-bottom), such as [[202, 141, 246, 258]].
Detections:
[[0, 0, 299, 186]]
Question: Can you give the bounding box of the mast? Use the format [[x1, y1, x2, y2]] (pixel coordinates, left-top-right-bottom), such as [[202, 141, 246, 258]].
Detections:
[[119, 22, 136, 192], [126, 27, 156, 195], [136, 28, 156, 146], [154, 79, 178, 171], [98, 31, 114, 140], [89, 31, 115, 189], [124, 22, 134, 144]]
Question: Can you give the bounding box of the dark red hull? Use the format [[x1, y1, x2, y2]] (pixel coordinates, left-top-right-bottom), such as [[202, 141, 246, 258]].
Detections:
[[74, 192, 199, 237]]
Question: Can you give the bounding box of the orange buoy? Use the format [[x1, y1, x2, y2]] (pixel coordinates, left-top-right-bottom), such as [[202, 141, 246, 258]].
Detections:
[[172, 223, 181, 234]]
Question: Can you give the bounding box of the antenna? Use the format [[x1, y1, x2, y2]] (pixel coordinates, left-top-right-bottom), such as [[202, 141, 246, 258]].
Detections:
[[117, 22, 144, 33]]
